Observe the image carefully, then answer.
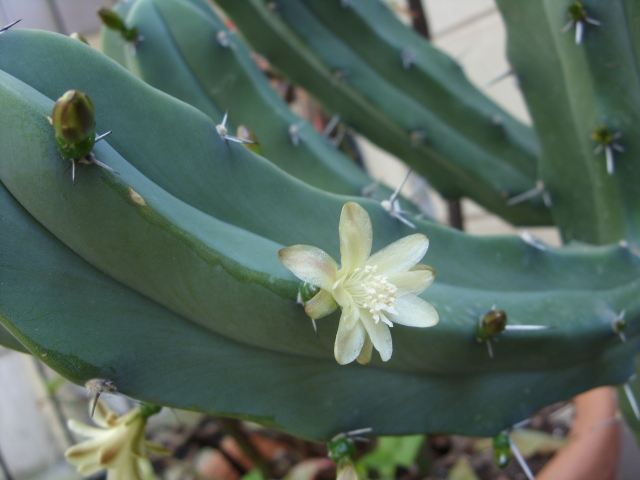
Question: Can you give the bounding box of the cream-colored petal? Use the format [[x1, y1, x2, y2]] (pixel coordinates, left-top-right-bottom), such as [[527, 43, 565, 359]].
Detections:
[[65, 441, 104, 476], [391, 295, 439, 327], [279, 245, 338, 290], [303, 289, 338, 319], [387, 265, 435, 295], [366, 234, 429, 274], [340, 302, 361, 330], [339, 202, 372, 272], [361, 314, 393, 361], [67, 418, 109, 438], [334, 318, 366, 365], [356, 336, 373, 365], [144, 441, 171, 456]]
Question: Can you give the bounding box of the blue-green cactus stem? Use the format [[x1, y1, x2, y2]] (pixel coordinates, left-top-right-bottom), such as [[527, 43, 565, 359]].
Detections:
[[2, 29, 640, 441], [496, 0, 640, 246], [102, 0, 389, 200], [215, 0, 551, 226]]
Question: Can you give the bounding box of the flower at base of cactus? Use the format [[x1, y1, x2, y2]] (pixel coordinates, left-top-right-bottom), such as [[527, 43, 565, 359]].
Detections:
[[278, 202, 438, 365], [65, 401, 168, 480]]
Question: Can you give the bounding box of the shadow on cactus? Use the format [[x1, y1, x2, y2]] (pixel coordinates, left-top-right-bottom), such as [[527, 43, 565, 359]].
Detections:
[[0, 0, 639, 444]]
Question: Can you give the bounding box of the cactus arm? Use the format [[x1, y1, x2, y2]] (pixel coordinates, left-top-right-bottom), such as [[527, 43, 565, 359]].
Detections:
[[296, 0, 538, 179], [496, 1, 640, 245], [1, 30, 640, 370], [105, 0, 383, 198], [0, 319, 29, 353], [1, 177, 639, 442], [214, 0, 552, 226], [2, 29, 640, 441]]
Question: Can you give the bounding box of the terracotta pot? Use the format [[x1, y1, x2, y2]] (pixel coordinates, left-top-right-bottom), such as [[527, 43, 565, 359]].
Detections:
[[536, 387, 620, 480]]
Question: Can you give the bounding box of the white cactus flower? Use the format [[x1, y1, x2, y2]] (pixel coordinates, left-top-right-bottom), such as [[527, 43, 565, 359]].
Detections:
[[279, 202, 438, 365], [65, 402, 169, 480]]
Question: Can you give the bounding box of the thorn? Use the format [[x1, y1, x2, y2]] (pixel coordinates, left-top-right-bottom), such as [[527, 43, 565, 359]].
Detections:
[[612, 310, 627, 342], [322, 114, 341, 138], [507, 180, 551, 207], [520, 230, 547, 250], [217, 30, 232, 48], [401, 48, 416, 70], [624, 381, 640, 421], [483, 69, 513, 88], [311, 317, 318, 336], [216, 111, 255, 144], [0, 19, 21, 33], [70, 159, 77, 185], [380, 169, 416, 229], [89, 155, 119, 174], [289, 122, 304, 146], [575, 19, 584, 44], [85, 378, 117, 417], [94, 130, 112, 143], [486, 339, 494, 359], [509, 435, 534, 480], [332, 427, 373, 442], [504, 325, 551, 332]]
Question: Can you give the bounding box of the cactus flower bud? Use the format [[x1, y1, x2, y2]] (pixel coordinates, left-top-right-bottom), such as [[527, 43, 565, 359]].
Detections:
[[476, 309, 507, 341], [51, 90, 96, 159], [492, 432, 511, 468], [327, 436, 355, 464], [98, 8, 139, 43]]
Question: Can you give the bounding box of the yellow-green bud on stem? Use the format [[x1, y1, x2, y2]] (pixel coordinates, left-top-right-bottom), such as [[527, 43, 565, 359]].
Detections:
[[51, 90, 96, 159], [98, 8, 139, 43], [475, 309, 507, 341]]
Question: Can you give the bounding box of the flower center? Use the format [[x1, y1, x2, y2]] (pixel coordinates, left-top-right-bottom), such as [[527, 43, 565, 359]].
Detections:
[[350, 265, 398, 326]]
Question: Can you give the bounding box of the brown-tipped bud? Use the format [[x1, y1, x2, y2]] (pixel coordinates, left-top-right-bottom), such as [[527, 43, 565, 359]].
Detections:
[[52, 90, 95, 143], [70, 32, 89, 45], [98, 8, 138, 42], [98, 8, 127, 32], [51, 90, 96, 160], [475, 309, 507, 341]]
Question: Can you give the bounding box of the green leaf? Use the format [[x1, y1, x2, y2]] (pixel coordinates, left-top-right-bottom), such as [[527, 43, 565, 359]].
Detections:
[[358, 435, 425, 479]]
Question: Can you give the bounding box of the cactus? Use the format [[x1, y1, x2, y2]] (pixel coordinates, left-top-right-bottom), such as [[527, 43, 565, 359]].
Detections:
[[0, 0, 639, 449]]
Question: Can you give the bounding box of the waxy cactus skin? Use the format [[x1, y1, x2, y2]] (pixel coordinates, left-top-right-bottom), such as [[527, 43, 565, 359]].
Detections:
[[0, 0, 638, 442]]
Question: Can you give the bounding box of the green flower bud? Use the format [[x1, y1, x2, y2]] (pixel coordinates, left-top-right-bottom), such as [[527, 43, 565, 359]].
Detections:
[[98, 8, 139, 43], [567, 2, 588, 22], [475, 309, 507, 341], [51, 90, 96, 160], [592, 125, 614, 146], [328, 437, 355, 465], [492, 432, 511, 468]]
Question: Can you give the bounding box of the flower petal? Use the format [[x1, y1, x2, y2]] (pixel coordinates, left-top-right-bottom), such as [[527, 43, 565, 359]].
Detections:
[[361, 314, 393, 361], [303, 289, 338, 319], [366, 233, 429, 273], [387, 264, 435, 295], [279, 245, 337, 290], [356, 336, 373, 365], [391, 295, 439, 327], [67, 418, 109, 438], [334, 318, 366, 365], [339, 202, 372, 272]]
